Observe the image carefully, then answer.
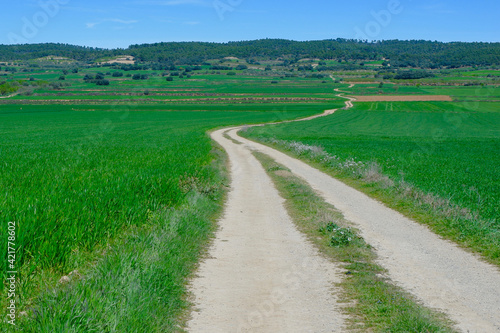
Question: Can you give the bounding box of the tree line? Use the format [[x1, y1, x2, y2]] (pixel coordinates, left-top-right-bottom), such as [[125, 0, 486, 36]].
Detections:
[[0, 39, 499, 69]]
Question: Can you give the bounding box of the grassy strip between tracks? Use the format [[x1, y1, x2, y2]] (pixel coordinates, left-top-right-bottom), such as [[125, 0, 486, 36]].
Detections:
[[254, 151, 456, 332]]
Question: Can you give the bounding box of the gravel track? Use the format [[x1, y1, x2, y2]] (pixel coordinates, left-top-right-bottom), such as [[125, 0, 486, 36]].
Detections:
[[187, 126, 346, 332], [188, 92, 500, 333]]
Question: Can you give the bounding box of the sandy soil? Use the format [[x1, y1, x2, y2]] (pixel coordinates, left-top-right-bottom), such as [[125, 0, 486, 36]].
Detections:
[[186, 128, 346, 332], [100, 56, 135, 65], [353, 95, 453, 102]]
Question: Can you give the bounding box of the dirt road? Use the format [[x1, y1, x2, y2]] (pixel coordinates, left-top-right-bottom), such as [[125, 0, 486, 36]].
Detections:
[[188, 92, 500, 332], [187, 127, 346, 332], [0, 92, 19, 99]]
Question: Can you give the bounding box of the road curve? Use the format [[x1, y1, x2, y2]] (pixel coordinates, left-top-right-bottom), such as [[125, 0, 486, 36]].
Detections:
[[188, 91, 500, 332]]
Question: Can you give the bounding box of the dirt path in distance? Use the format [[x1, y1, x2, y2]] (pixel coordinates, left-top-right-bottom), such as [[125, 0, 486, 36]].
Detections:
[[353, 95, 452, 102], [0, 92, 19, 99]]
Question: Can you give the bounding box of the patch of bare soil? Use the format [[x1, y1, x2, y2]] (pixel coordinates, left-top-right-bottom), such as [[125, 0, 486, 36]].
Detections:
[[101, 56, 135, 65], [353, 95, 453, 102]]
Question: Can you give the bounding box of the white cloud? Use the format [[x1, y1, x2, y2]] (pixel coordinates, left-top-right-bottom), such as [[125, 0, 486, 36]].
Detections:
[[138, 0, 211, 6], [86, 19, 138, 29], [421, 3, 456, 14]]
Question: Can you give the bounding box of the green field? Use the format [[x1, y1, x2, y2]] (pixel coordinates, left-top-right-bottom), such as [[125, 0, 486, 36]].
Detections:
[[0, 103, 321, 331], [2, 63, 499, 330], [3, 68, 336, 104], [244, 86, 500, 263]]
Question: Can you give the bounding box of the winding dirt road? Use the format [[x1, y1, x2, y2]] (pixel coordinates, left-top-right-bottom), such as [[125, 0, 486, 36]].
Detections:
[[188, 93, 500, 332], [0, 92, 19, 99], [187, 123, 345, 332]]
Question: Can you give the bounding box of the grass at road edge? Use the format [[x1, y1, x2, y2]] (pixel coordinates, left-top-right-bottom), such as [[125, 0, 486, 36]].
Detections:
[[253, 151, 456, 332], [7, 143, 228, 332], [241, 135, 500, 267]]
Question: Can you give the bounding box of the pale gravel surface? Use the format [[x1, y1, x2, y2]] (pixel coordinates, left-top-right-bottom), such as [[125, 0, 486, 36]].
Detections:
[[0, 92, 19, 99], [186, 127, 346, 332]]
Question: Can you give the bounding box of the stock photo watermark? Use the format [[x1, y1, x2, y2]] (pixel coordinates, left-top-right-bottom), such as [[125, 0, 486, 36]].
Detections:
[[236, 256, 320, 332], [5, 221, 17, 326], [213, 0, 242, 21], [7, 0, 69, 44], [354, 0, 404, 40]]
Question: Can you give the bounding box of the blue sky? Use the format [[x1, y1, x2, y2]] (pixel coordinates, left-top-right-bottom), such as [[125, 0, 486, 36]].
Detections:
[[1, 0, 499, 48]]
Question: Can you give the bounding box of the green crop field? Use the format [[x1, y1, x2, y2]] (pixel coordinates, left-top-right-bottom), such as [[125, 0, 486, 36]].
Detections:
[[1, 59, 499, 331], [243, 87, 500, 264], [0, 103, 321, 331], [4, 68, 336, 104]]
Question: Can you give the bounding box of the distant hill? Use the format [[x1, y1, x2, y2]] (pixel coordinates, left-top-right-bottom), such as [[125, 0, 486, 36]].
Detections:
[[0, 39, 499, 68]]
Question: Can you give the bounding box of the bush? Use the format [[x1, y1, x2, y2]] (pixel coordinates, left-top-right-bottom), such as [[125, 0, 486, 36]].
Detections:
[[227, 72, 236, 76], [166, 77, 173, 81], [112, 72, 124, 77], [96, 79, 110, 86], [394, 70, 435, 80], [49, 82, 63, 90], [210, 65, 232, 70]]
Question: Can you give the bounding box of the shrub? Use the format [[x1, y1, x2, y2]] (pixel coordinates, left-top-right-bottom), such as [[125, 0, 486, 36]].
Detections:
[[96, 79, 110, 86]]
